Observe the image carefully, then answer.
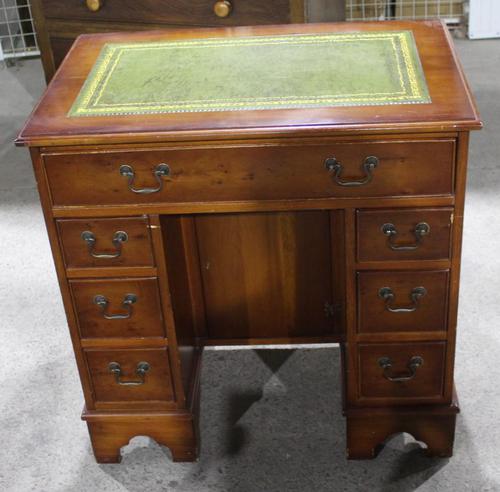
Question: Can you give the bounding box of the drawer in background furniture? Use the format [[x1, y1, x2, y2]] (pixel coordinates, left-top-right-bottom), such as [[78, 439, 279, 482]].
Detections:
[[358, 342, 446, 403], [85, 348, 175, 405], [40, 0, 297, 26], [43, 139, 455, 207], [357, 270, 449, 334], [357, 208, 453, 262], [70, 278, 165, 339], [57, 217, 154, 269]]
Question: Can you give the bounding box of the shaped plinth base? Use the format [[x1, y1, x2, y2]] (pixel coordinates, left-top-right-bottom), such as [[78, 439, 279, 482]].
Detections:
[[345, 395, 459, 459], [82, 410, 198, 464]]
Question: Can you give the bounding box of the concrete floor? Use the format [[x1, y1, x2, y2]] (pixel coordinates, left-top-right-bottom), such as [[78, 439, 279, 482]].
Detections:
[[0, 38, 499, 491]]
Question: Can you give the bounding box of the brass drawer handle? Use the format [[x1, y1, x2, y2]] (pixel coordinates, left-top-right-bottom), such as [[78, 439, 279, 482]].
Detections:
[[119, 163, 170, 194], [108, 361, 150, 386], [81, 230, 128, 259], [325, 156, 378, 187], [381, 222, 430, 251], [378, 286, 426, 313], [378, 356, 424, 382], [214, 0, 232, 17], [93, 293, 137, 320], [86, 0, 103, 12]]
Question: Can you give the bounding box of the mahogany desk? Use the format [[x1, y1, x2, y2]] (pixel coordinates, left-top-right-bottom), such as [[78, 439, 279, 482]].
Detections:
[[17, 21, 481, 462]]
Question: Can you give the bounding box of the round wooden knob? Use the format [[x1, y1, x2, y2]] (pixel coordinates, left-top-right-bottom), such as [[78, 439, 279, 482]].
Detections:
[[86, 0, 102, 12], [214, 0, 232, 18]]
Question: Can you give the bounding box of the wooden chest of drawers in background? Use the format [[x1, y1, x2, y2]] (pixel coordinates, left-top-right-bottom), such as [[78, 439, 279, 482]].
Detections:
[[17, 21, 481, 463], [32, 0, 345, 81]]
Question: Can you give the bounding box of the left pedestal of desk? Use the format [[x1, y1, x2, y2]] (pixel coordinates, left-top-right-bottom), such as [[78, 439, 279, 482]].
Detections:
[[27, 148, 202, 463]]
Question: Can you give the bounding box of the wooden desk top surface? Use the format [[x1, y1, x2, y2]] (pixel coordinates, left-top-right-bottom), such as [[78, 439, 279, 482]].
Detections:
[[17, 20, 481, 147]]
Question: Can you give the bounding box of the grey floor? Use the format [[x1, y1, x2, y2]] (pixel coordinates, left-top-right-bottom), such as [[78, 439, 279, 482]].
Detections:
[[1, 38, 499, 492]]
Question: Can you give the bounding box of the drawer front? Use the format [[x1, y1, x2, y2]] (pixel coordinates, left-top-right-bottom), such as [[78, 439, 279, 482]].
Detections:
[[85, 348, 174, 403], [70, 278, 165, 338], [357, 208, 453, 262], [358, 342, 446, 402], [41, 0, 293, 25], [357, 270, 449, 333], [43, 140, 455, 206], [58, 217, 154, 269]]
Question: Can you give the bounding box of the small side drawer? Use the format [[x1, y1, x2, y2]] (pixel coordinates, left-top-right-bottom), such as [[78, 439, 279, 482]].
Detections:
[[85, 348, 175, 404], [358, 342, 446, 403], [70, 278, 165, 338], [357, 208, 453, 262], [357, 270, 449, 333], [57, 217, 154, 269]]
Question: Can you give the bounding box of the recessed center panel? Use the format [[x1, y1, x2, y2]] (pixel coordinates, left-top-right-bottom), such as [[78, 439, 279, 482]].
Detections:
[[194, 211, 334, 339]]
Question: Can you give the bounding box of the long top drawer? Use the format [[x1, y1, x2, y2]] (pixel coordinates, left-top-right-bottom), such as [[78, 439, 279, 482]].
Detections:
[[43, 139, 455, 207]]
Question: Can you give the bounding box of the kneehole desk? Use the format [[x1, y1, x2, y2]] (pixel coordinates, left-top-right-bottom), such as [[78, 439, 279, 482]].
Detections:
[[16, 20, 481, 462]]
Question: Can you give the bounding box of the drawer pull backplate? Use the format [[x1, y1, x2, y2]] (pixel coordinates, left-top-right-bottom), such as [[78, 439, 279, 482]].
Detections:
[[325, 155, 378, 187], [378, 356, 424, 382], [81, 230, 128, 259], [108, 361, 150, 386], [381, 222, 430, 251], [93, 293, 137, 320], [378, 286, 426, 313], [119, 163, 170, 194]]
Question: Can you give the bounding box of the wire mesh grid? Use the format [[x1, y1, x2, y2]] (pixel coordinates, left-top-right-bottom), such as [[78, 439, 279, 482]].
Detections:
[[346, 0, 464, 25], [0, 0, 39, 61]]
